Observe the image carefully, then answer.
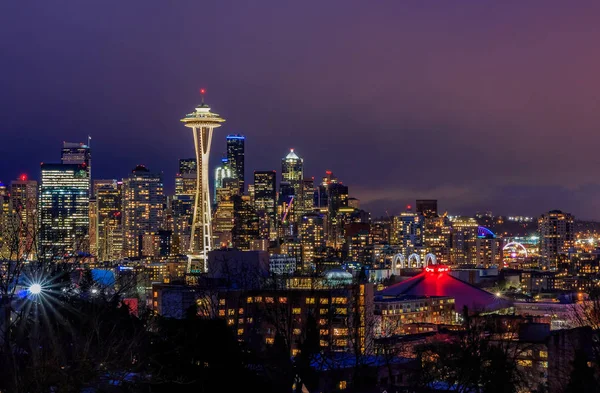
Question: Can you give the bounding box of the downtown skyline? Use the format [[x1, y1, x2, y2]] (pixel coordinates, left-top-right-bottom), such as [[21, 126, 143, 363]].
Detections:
[[2, 1, 600, 219]]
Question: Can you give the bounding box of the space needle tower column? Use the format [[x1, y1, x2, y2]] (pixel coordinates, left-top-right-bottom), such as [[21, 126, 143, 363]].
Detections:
[[181, 90, 225, 273]]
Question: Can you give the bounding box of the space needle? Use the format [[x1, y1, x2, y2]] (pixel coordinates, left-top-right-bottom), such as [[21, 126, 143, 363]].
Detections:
[[181, 89, 225, 273]]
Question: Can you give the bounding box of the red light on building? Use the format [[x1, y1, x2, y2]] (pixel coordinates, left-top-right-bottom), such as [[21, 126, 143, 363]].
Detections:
[[407, 205, 412, 210], [200, 88, 206, 95], [425, 265, 450, 274], [19, 174, 27, 181]]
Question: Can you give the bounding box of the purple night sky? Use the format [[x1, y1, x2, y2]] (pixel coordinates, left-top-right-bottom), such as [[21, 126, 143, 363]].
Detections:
[[2, 1, 600, 219]]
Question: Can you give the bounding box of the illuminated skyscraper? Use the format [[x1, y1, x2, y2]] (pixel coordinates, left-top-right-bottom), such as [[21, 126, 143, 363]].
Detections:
[[181, 96, 225, 272], [391, 211, 423, 256], [96, 181, 123, 261], [122, 165, 164, 258], [39, 163, 90, 259], [214, 157, 233, 204], [538, 210, 574, 270], [422, 215, 452, 264], [281, 149, 303, 196], [449, 216, 478, 265], [232, 195, 259, 251], [9, 175, 38, 260], [175, 158, 197, 196], [299, 212, 325, 267], [226, 134, 245, 192], [61, 141, 91, 196], [253, 171, 276, 220]]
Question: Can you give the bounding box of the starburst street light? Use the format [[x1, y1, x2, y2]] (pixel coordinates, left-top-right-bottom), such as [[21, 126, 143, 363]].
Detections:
[[29, 283, 43, 295]]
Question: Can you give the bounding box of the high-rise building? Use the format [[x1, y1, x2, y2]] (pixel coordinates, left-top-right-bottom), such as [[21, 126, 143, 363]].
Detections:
[[212, 178, 239, 249], [253, 171, 276, 221], [391, 211, 423, 256], [422, 215, 452, 264], [214, 157, 233, 204], [232, 195, 259, 251], [278, 181, 296, 237], [281, 149, 303, 196], [9, 175, 38, 260], [538, 210, 574, 270], [96, 181, 123, 261], [449, 216, 479, 265], [61, 141, 91, 196], [39, 163, 90, 259], [0, 182, 10, 259], [416, 199, 438, 218], [300, 178, 315, 215], [181, 97, 225, 272], [122, 165, 164, 259], [226, 134, 245, 192], [175, 158, 197, 196], [316, 172, 349, 244], [299, 212, 325, 267]]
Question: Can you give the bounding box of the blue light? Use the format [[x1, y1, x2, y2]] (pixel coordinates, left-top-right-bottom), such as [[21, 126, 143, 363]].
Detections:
[[226, 135, 245, 140]]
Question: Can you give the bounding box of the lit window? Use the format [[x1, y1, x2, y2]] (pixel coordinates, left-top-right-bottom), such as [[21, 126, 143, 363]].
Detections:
[[254, 296, 262, 302], [320, 340, 328, 347], [319, 318, 327, 325], [265, 337, 274, 344], [339, 380, 347, 390], [320, 308, 328, 314], [293, 328, 301, 335], [292, 308, 302, 315], [335, 339, 348, 346], [319, 298, 329, 305], [237, 328, 244, 335], [292, 349, 300, 356], [279, 297, 287, 304], [218, 310, 225, 317], [246, 317, 253, 324], [306, 297, 315, 304], [320, 329, 329, 335], [153, 291, 158, 298], [227, 309, 235, 316], [238, 308, 244, 315], [336, 308, 348, 315], [333, 297, 347, 304], [227, 318, 234, 326], [246, 297, 253, 303], [265, 297, 274, 303], [540, 361, 548, 368], [539, 350, 548, 359], [333, 328, 348, 336], [517, 359, 533, 367], [219, 299, 226, 305]]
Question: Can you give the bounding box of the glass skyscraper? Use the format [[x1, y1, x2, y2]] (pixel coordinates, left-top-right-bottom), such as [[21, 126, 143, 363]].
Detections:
[[226, 134, 245, 192], [39, 163, 90, 259]]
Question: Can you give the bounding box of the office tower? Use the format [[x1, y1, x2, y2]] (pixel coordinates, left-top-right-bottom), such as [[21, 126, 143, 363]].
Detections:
[[122, 165, 164, 259], [538, 210, 574, 270], [232, 195, 259, 251], [9, 175, 38, 260], [253, 171, 276, 220], [416, 199, 438, 218], [281, 149, 303, 196], [422, 215, 452, 264], [317, 171, 349, 244], [299, 212, 325, 267], [300, 178, 315, 215], [391, 211, 423, 256], [226, 134, 245, 191], [181, 97, 225, 272], [96, 181, 123, 261], [348, 197, 360, 209], [39, 163, 90, 259], [214, 157, 233, 204], [89, 198, 98, 257], [175, 158, 197, 196], [61, 141, 91, 196], [278, 181, 296, 237], [212, 178, 239, 248], [254, 170, 277, 240], [449, 216, 479, 265]]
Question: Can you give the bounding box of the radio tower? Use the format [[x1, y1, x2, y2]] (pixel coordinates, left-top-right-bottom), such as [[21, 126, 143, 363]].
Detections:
[[181, 89, 225, 272]]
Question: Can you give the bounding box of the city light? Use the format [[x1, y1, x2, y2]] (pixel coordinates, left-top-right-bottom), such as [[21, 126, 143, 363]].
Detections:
[[29, 283, 43, 295]]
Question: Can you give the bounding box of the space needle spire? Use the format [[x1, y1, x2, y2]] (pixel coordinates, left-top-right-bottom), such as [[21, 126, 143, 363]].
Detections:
[[181, 89, 225, 273]]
